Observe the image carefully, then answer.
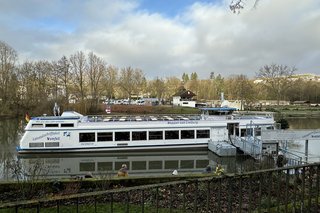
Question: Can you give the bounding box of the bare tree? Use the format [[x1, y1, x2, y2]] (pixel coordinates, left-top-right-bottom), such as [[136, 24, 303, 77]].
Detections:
[[197, 79, 215, 100], [256, 64, 296, 105], [55, 56, 71, 108], [230, 0, 260, 13], [32, 61, 53, 113], [87, 52, 105, 112], [213, 74, 225, 100], [186, 72, 199, 98], [118, 67, 145, 103], [150, 77, 166, 101], [103, 65, 118, 101], [226, 74, 256, 109], [51, 61, 60, 101], [17, 61, 35, 111], [16, 60, 53, 114], [164, 76, 181, 101], [69, 51, 87, 112], [0, 41, 18, 114]]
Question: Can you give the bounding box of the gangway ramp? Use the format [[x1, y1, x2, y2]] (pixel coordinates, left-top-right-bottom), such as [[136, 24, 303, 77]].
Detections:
[[231, 136, 262, 159]]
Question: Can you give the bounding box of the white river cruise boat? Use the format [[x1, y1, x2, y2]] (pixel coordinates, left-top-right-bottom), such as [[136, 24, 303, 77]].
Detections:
[[17, 108, 275, 154]]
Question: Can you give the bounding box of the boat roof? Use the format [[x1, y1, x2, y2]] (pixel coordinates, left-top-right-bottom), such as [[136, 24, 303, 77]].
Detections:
[[31, 111, 83, 121], [61, 111, 83, 117]]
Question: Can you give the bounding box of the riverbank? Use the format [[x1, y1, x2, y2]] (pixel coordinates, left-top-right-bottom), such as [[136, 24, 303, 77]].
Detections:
[[0, 173, 211, 203], [104, 104, 320, 118], [109, 105, 200, 115], [264, 105, 320, 118], [2, 104, 320, 118], [1, 163, 319, 212]]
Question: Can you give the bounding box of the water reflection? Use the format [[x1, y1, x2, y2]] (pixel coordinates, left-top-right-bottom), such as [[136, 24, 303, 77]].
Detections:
[[0, 118, 24, 180], [286, 117, 320, 162], [14, 150, 262, 180], [16, 151, 216, 179], [287, 117, 320, 129]]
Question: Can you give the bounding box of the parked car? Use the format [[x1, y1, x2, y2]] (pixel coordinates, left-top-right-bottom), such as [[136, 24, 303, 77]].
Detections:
[[136, 99, 145, 105]]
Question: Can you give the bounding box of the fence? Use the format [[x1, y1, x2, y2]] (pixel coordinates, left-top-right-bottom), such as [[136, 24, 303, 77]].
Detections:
[[0, 163, 319, 213]]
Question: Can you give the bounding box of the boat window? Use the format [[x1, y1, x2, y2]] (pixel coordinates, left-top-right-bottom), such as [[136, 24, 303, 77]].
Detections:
[[180, 160, 194, 169], [132, 131, 147, 141], [79, 133, 95, 142], [165, 160, 179, 169], [246, 128, 253, 137], [255, 128, 261, 136], [115, 132, 130, 141], [241, 129, 246, 137], [181, 130, 195, 139], [196, 160, 209, 168], [149, 161, 162, 169], [97, 132, 113, 142], [196, 129, 210, 138], [32, 124, 43, 128], [45, 124, 59, 128], [79, 162, 95, 171], [97, 162, 113, 171], [149, 131, 163, 140], [235, 127, 239, 136], [132, 161, 147, 170], [115, 162, 129, 170], [29, 142, 44, 147], [45, 142, 59, 147], [61, 123, 74, 127], [165, 130, 179, 140]]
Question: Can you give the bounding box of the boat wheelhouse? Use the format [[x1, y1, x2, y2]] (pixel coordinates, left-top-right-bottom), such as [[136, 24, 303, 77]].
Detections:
[[17, 108, 275, 154]]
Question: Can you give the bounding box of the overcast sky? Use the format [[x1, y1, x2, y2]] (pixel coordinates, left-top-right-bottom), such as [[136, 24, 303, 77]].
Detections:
[[0, 0, 319, 79]]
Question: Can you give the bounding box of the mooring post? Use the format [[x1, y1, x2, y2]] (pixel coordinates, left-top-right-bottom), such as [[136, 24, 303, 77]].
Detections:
[[305, 140, 308, 163]]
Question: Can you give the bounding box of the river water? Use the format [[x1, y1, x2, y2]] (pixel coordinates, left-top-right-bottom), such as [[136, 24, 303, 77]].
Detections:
[[286, 117, 320, 162], [0, 117, 319, 181]]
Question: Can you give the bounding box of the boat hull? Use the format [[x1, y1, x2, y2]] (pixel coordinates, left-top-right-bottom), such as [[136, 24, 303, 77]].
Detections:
[[17, 143, 208, 154]]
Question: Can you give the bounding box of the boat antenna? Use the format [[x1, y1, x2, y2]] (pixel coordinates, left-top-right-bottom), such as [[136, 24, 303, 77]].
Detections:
[[221, 92, 224, 102], [53, 102, 60, 116]]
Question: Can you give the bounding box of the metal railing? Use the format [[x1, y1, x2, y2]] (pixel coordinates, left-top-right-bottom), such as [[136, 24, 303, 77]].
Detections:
[[0, 163, 319, 212], [232, 136, 262, 159], [84, 114, 202, 122]]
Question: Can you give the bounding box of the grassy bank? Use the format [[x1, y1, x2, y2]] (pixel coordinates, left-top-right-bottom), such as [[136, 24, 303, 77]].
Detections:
[[108, 104, 320, 118], [0, 173, 212, 203], [263, 105, 320, 118], [107, 105, 200, 115]]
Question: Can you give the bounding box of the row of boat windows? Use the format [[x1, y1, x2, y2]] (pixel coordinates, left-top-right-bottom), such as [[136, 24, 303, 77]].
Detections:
[[32, 123, 74, 128], [79, 129, 210, 142], [79, 160, 209, 171], [29, 142, 59, 148]]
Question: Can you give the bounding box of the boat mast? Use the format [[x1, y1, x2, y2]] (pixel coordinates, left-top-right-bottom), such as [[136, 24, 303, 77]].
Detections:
[[53, 102, 60, 116]]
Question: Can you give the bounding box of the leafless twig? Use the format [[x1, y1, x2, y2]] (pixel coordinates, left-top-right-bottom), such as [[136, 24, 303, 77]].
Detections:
[[230, 0, 260, 14]]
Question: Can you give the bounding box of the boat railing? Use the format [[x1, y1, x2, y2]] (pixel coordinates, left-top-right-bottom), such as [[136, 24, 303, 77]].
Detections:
[[81, 111, 274, 123], [231, 111, 274, 120], [279, 148, 304, 165], [82, 114, 203, 122]]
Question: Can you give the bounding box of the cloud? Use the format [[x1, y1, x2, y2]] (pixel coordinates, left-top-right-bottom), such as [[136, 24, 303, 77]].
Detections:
[[0, 0, 319, 79]]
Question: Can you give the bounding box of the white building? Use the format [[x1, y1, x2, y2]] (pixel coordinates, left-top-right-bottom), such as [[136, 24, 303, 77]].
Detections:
[[172, 89, 196, 108]]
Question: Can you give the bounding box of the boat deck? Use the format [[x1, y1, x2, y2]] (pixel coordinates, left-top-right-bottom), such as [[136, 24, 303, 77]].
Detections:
[[31, 111, 273, 123], [85, 114, 203, 122]]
